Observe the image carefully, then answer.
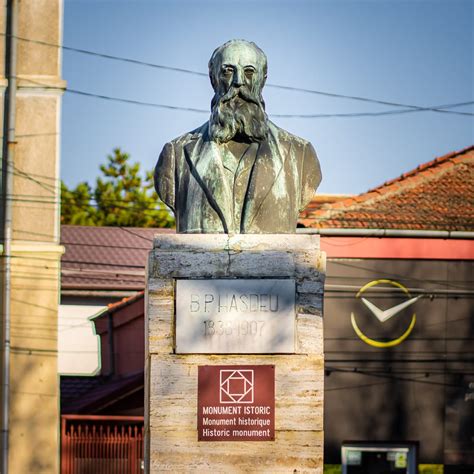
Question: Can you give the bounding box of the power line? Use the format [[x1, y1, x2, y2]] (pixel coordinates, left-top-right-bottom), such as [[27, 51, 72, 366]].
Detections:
[[268, 85, 474, 116], [6, 168, 175, 215], [8, 193, 473, 231], [8, 167, 474, 230], [6, 158, 474, 230], [67, 88, 474, 118], [7, 196, 172, 216], [330, 261, 473, 292], [13, 33, 210, 78], [325, 366, 466, 388], [68, 88, 209, 114], [5, 243, 462, 294], [10, 164, 57, 193], [7, 32, 474, 117], [9, 162, 60, 181], [325, 354, 474, 359], [271, 101, 474, 118], [16, 73, 474, 118], [117, 226, 154, 242], [327, 366, 474, 374]]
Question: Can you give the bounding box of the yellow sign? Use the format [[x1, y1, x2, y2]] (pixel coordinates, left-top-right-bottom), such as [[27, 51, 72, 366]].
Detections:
[[351, 279, 418, 348], [395, 452, 407, 469]]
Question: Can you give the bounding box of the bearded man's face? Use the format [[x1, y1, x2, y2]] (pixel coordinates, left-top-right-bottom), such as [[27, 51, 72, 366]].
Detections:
[[208, 42, 269, 144]]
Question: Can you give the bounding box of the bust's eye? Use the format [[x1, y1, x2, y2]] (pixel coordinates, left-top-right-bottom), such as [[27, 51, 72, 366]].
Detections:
[[222, 66, 234, 76], [244, 68, 255, 78]]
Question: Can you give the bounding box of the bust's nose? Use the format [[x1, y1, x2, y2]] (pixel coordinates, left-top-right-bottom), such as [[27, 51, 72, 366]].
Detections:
[[233, 68, 244, 87]]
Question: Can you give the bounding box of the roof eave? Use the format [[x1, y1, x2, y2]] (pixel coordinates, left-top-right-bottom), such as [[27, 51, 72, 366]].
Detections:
[[297, 228, 474, 239]]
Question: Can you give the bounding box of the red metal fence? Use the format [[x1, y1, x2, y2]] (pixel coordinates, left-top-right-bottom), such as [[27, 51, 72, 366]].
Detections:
[[61, 415, 144, 474]]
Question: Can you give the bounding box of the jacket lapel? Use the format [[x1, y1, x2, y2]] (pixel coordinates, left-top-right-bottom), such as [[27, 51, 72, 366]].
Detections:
[[241, 123, 288, 230], [183, 130, 233, 233]]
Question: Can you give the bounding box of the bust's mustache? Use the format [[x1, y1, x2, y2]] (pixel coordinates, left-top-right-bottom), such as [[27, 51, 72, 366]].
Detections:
[[213, 86, 262, 108], [209, 87, 269, 144]]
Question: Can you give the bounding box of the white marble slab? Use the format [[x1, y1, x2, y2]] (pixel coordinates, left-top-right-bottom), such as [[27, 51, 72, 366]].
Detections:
[[176, 279, 296, 354]]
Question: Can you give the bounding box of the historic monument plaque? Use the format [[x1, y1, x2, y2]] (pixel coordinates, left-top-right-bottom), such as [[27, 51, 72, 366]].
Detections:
[[176, 279, 295, 353], [198, 365, 275, 441]]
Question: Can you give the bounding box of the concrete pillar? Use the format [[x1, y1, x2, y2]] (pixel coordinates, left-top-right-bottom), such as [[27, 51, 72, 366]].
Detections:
[[0, 1, 65, 472]]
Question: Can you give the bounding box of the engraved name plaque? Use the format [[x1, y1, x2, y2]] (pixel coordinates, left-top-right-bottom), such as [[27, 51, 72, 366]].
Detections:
[[176, 279, 295, 354]]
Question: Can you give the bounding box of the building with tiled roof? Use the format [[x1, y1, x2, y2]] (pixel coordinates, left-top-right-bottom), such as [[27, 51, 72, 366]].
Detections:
[[61, 225, 173, 295], [300, 146, 474, 232]]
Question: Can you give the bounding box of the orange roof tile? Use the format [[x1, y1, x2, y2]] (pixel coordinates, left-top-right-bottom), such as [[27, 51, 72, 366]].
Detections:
[[106, 291, 144, 312], [300, 146, 474, 231], [300, 194, 353, 219]]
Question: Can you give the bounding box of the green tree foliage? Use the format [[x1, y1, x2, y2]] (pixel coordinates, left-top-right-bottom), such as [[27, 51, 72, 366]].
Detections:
[[61, 181, 97, 226], [61, 148, 175, 228]]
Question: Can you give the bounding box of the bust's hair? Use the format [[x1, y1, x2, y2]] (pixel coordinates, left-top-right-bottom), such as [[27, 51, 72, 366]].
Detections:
[[208, 39, 268, 92]]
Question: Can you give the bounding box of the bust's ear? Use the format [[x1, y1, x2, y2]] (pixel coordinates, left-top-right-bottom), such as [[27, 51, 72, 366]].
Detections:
[[209, 71, 217, 91], [258, 72, 267, 92], [208, 57, 218, 91]]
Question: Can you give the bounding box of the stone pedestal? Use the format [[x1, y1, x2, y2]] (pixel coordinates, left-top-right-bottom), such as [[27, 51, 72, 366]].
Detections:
[[145, 234, 325, 473]]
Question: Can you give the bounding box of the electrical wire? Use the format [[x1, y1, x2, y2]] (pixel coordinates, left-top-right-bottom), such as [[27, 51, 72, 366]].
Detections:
[[15, 60, 474, 119], [6, 193, 472, 230], [66, 88, 474, 118], [8, 164, 474, 232], [6, 32, 474, 117]]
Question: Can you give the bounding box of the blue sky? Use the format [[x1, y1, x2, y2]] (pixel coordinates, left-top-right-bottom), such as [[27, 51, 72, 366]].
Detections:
[[61, 0, 473, 195]]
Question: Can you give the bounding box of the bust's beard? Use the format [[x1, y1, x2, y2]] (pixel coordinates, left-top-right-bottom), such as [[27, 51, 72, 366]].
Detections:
[[209, 87, 269, 144]]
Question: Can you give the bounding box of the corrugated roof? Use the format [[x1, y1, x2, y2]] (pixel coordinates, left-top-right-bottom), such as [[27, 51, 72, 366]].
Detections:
[[61, 372, 143, 414], [299, 146, 474, 231], [61, 226, 173, 291]]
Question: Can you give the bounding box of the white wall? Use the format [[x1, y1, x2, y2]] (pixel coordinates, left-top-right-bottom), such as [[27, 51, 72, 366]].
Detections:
[[58, 304, 105, 375]]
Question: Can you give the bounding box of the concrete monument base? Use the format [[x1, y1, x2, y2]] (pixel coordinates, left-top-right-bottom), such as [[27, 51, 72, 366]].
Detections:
[[145, 234, 325, 473]]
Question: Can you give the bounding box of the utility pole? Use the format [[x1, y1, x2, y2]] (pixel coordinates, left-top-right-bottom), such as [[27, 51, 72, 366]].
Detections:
[[1, 1, 18, 472]]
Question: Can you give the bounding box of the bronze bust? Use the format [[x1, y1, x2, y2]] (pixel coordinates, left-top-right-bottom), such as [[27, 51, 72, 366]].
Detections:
[[154, 39, 321, 233]]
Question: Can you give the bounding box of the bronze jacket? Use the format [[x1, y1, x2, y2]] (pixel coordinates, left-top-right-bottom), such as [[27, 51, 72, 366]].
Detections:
[[154, 121, 321, 233]]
